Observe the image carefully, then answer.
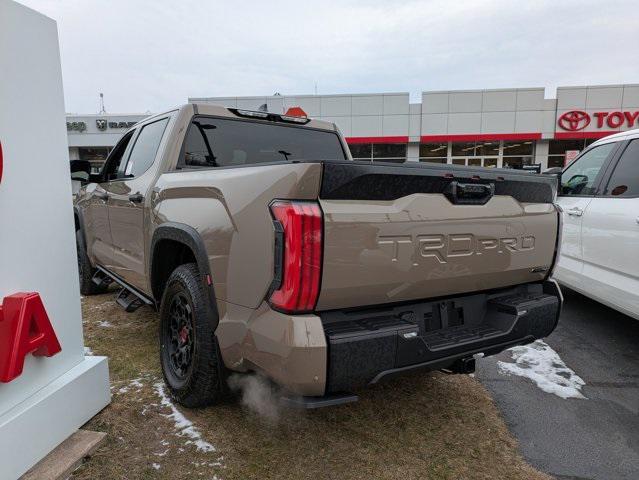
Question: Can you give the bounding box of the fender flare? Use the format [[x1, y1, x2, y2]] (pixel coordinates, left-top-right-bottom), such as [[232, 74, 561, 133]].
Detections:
[[150, 222, 219, 328]]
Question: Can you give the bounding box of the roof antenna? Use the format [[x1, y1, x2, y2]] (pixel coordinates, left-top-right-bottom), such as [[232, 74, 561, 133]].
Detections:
[[99, 92, 106, 114]]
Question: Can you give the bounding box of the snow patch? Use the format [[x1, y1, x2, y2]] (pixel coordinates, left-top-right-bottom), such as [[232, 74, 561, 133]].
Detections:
[[115, 377, 145, 395], [91, 301, 113, 311], [83, 346, 94, 356], [152, 463, 161, 470], [498, 340, 587, 399], [130, 378, 143, 389], [154, 382, 216, 453], [97, 320, 112, 327]]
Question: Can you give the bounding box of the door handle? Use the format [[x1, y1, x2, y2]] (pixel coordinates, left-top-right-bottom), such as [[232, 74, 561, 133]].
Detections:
[[566, 207, 583, 217], [94, 190, 109, 201], [128, 193, 144, 203]]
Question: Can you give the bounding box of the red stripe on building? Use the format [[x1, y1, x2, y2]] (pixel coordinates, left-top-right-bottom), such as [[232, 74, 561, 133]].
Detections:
[[420, 133, 542, 142], [554, 131, 618, 140], [345, 136, 409, 144]]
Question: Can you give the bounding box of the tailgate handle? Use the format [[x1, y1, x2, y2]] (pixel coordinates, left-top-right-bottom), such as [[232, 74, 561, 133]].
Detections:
[[445, 181, 495, 205]]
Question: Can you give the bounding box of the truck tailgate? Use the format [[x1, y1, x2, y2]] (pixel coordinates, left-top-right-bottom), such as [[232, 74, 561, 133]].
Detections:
[[316, 162, 559, 311]]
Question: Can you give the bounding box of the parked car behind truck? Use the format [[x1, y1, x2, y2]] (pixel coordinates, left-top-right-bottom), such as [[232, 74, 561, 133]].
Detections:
[[73, 103, 563, 407], [555, 128, 639, 320]]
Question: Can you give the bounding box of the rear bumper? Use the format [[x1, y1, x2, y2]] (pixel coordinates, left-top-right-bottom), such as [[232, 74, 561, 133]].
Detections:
[[321, 280, 562, 394]]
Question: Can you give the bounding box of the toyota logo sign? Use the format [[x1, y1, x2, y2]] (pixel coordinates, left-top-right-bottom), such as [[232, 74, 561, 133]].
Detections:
[[558, 110, 591, 131]]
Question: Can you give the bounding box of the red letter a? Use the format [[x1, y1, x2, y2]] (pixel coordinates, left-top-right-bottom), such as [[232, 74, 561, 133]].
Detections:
[[0, 292, 62, 383]]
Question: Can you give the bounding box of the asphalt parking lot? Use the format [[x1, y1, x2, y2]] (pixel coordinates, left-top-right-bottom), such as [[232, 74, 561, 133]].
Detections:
[[477, 287, 639, 480]]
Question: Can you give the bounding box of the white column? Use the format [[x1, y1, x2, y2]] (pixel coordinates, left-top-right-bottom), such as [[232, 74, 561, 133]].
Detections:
[[0, 3, 110, 478], [406, 142, 420, 162], [535, 140, 550, 171]]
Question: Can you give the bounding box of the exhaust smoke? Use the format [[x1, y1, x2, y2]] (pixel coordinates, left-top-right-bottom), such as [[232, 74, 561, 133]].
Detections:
[[227, 373, 286, 422]]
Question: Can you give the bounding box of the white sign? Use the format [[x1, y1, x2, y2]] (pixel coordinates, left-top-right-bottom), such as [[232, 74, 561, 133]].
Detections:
[[565, 150, 580, 166], [0, 2, 110, 478]]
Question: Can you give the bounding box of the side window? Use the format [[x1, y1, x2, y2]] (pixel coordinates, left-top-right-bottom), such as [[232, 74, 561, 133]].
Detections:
[[122, 118, 169, 178], [101, 131, 134, 181], [604, 139, 639, 197], [560, 143, 617, 196]]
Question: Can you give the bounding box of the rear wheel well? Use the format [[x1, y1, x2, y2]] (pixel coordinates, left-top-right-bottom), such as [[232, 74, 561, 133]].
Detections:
[[151, 239, 197, 301]]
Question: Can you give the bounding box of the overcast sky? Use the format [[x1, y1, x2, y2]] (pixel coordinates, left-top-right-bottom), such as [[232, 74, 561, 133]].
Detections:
[[19, 0, 639, 114]]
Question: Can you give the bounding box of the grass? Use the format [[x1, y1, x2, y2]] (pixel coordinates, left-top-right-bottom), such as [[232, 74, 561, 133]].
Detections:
[[74, 291, 550, 480]]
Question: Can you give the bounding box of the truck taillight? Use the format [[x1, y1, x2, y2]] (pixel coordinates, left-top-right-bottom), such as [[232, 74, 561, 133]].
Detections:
[[269, 200, 323, 313]]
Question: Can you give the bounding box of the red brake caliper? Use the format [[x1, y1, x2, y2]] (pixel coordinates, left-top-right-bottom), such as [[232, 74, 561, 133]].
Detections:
[[179, 326, 188, 344]]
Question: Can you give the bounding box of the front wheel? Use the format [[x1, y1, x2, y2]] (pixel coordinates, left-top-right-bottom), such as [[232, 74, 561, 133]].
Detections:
[[159, 263, 227, 407]]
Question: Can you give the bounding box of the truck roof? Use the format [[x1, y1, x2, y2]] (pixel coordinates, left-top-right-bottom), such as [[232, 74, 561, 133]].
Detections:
[[137, 102, 336, 133]]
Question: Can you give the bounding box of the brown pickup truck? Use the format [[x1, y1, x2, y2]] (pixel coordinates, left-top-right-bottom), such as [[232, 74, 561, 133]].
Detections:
[[73, 103, 562, 408]]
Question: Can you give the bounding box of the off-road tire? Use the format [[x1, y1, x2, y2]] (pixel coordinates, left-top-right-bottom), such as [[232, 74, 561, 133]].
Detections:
[[76, 230, 107, 296], [159, 263, 227, 407]]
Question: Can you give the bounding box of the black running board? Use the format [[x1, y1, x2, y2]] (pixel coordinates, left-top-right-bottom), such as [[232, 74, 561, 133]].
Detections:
[[280, 393, 359, 409], [91, 269, 113, 289], [95, 266, 155, 312]]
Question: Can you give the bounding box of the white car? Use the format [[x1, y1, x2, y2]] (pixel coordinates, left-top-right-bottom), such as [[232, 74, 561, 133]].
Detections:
[[554, 128, 639, 320]]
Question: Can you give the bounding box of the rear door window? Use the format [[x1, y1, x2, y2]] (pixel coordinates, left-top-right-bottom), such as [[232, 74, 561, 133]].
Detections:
[[122, 118, 169, 178], [181, 117, 346, 168], [603, 139, 639, 197], [560, 143, 617, 196]]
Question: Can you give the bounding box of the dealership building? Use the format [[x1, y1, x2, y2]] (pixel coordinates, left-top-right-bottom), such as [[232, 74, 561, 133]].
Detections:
[[67, 83, 639, 171]]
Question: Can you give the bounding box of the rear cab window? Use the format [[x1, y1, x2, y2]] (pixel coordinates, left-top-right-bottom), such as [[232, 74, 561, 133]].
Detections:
[[179, 117, 346, 168]]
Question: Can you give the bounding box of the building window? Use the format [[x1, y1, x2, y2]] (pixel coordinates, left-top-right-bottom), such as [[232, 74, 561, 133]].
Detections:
[[79, 147, 111, 173], [373, 143, 406, 163], [78, 147, 109, 161], [451, 142, 477, 156], [547, 156, 565, 169], [502, 141, 534, 156], [419, 142, 447, 164], [502, 157, 534, 168], [450, 141, 502, 167], [349, 143, 372, 160], [483, 158, 498, 168], [420, 142, 448, 157], [468, 158, 482, 167], [548, 139, 596, 169], [475, 141, 499, 156], [502, 141, 534, 169]]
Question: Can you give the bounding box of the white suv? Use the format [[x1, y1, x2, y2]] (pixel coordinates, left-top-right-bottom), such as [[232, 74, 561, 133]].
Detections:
[[554, 128, 639, 320]]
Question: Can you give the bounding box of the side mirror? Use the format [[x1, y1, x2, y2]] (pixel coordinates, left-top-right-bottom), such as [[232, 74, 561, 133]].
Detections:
[[70, 160, 91, 183]]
